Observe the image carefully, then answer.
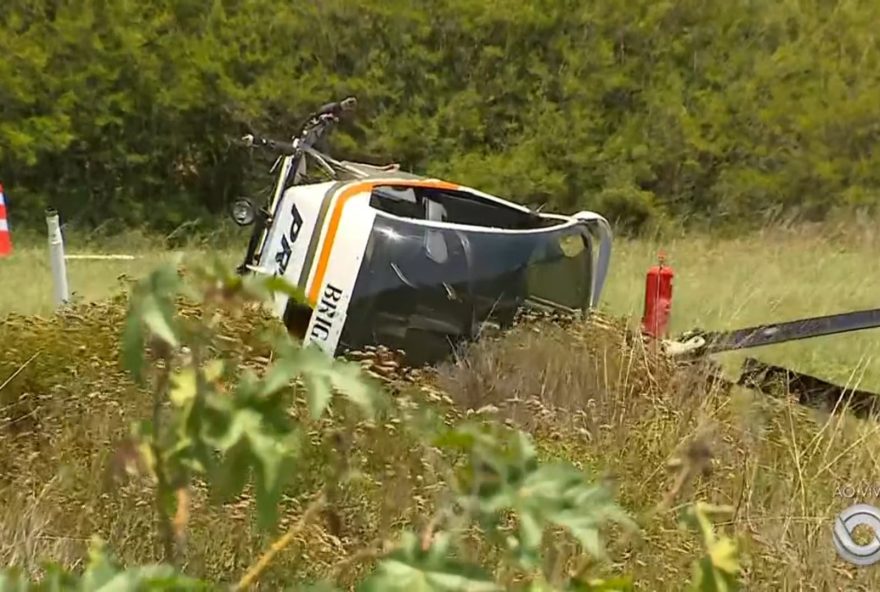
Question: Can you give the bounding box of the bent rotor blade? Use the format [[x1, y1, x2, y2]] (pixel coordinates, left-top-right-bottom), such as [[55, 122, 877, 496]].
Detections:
[[737, 357, 880, 419], [702, 307, 880, 354]]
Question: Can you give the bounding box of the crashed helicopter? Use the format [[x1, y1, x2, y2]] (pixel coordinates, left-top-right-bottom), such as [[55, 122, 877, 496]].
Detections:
[[231, 97, 880, 414], [231, 97, 611, 366]]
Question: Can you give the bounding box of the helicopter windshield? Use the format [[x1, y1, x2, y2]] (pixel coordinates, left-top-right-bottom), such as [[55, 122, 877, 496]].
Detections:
[[337, 214, 593, 364]]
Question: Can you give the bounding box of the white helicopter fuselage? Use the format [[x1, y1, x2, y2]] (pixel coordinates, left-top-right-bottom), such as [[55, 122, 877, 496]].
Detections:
[[252, 173, 612, 364]]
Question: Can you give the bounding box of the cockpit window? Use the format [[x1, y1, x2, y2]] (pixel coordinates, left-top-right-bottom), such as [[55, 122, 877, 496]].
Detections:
[[523, 231, 591, 310], [370, 186, 423, 218], [368, 185, 558, 230], [337, 214, 593, 365]]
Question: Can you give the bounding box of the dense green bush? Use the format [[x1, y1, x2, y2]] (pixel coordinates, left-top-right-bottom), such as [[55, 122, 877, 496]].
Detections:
[[2, 0, 880, 234]]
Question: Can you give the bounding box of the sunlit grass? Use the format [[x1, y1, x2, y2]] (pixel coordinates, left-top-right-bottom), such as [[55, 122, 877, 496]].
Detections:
[[601, 222, 880, 388], [3, 221, 878, 388]]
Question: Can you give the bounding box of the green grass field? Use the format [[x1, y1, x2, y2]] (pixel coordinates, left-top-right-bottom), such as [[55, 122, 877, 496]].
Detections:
[[4, 223, 879, 388], [3, 223, 880, 590]]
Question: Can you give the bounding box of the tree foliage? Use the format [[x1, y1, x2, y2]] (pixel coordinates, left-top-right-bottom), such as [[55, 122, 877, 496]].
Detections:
[[3, 0, 880, 234]]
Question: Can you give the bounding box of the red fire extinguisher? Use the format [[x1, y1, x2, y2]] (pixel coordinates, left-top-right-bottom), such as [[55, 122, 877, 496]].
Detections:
[[641, 252, 674, 338]]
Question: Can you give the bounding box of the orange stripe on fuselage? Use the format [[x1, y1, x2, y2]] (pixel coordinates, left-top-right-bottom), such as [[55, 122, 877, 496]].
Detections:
[[306, 179, 459, 305]]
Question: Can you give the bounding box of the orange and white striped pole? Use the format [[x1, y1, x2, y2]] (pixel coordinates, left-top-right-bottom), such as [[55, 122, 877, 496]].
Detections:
[[0, 183, 12, 257]]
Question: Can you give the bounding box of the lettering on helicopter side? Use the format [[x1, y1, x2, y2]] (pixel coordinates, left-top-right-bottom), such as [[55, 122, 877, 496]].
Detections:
[[288, 202, 304, 244], [274, 203, 304, 276], [275, 236, 292, 274], [310, 283, 344, 342]]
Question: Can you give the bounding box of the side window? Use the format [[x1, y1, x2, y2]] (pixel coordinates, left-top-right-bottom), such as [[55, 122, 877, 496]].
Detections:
[[524, 228, 591, 310], [424, 199, 449, 263], [370, 186, 424, 218]]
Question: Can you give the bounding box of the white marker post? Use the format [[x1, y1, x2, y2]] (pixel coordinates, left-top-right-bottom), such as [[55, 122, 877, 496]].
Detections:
[[46, 208, 70, 308]]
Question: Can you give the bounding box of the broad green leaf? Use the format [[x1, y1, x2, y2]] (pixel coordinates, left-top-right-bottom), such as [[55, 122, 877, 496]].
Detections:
[[260, 344, 382, 420], [709, 537, 740, 576], [522, 580, 557, 592], [198, 391, 301, 530], [124, 421, 159, 481], [170, 367, 197, 407], [448, 427, 636, 568], [170, 360, 224, 406], [302, 369, 333, 421], [433, 426, 478, 451], [540, 467, 637, 559], [0, 568, 31, 591], [3, 532, 208, 590], [81, 538, 119, 589], [137, 441, 158, 481], [432, 422, 509, 459], [568, 575, 634, 591], [120, 264, 182, 383], [680, 503, 735, 548], [327, 362, 382, 417], [121, 305, 146, 384], [261, 275, 308, 303], [514, 511, 544, 568], [282, 347, 380, 419], [681, 503, 741, 592], [203, 359, 225, 382], [258, 356, 300, 400], [251, 428, 300, 530], [298, 345, 381, 419], [206, 406, 300, 530], [358, 531, 502, 592], [141, 294, 179, 348], [87, 565, 208, 590], [209, 438, 252, 502], [207, 405, 259, 452]]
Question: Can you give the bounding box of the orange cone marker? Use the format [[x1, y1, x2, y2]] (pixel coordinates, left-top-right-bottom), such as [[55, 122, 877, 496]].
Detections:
[[0, 184, 12, 257]]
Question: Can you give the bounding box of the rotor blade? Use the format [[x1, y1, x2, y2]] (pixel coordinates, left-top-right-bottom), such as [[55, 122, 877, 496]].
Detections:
[[701, 307, 880, 354], [737, 357, 880, 419]]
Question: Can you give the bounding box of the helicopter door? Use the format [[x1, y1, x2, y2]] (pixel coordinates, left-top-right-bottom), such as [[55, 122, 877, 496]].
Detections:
[[335, 213, 475, 365], [396, 225, 474, 363]]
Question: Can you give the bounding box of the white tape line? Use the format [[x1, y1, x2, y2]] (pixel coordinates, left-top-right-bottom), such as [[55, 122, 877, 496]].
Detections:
[[64, 254, 138, 260]]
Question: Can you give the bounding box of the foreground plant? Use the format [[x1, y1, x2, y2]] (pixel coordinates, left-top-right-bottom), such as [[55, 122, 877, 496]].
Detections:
[[0, 537, 208, 590], [0, 259, 743, 590]]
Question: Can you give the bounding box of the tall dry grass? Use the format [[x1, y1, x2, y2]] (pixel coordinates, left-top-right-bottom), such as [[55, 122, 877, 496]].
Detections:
[[436, 320, 880, 590], [1, 221, 879, 589]]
